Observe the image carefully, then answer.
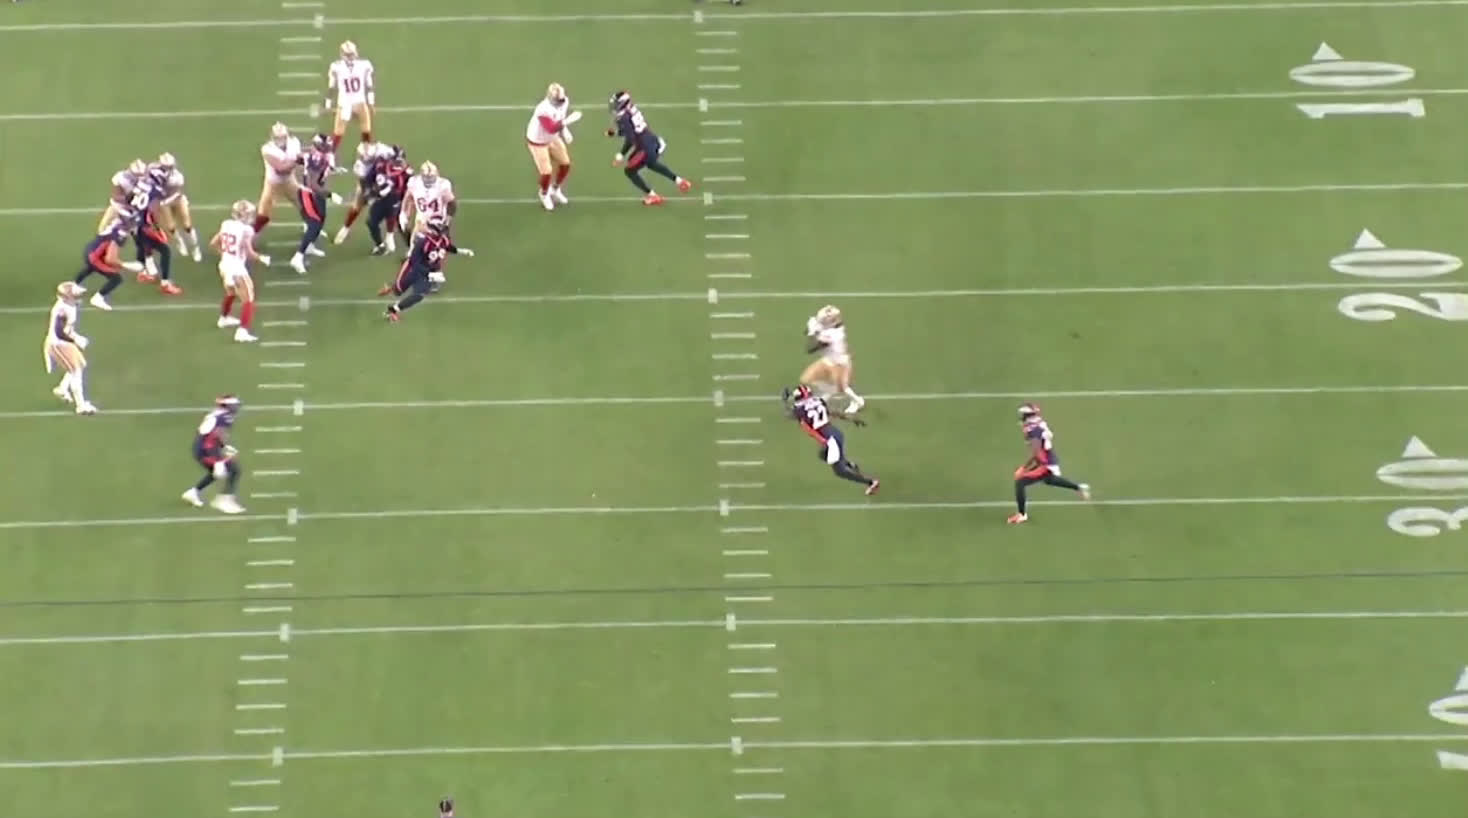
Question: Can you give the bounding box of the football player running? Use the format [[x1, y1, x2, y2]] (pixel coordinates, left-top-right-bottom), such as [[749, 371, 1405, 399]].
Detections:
[[325, 40, 376, 151], [606, 90, 692, 205], [289, 133, 340, 274], [784, 385, 879, 495], [210, 200, 271, 343], [182, 395, 247, 514], [801, 305, 864, 413], [525, 82, 580, 211], [1008, 403, 1091, 525], [378, 215, 473, 322], [43, 282, 97, 415]]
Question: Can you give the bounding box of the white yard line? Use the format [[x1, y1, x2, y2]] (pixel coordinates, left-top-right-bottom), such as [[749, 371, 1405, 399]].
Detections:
[[0, 383, 1456, 420], [7, 181, 1468, 216], [3, 609, 1464, 647], [4, 732, 1466, 768], [0, 492, 1463, 531], [3, 2, 1466, 32]]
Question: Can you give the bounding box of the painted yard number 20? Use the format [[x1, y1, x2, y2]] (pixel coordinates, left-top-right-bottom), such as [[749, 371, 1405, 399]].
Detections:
[[1330, 230, 1468, 322], [1290, 43, 1424, 118]]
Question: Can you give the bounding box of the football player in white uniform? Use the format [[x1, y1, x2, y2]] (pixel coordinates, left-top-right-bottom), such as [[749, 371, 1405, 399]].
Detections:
[[257, 122, 303, 236], [210, 200, 271, 343], [802, 305, 865, 413], [43, 282, 97, 415], [148, 153, 202, 262], [325, 40, 376, 151], [525, 83, 580, 211], [98, 159, 147, 233], [399, 161, 456, 244]]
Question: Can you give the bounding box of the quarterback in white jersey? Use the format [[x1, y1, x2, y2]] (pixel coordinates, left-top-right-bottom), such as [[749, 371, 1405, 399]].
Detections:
[[525, 83, 580, 211], [801, 305, 865, 413], [209, 201, 271, 344], [257, 122, 303, 233], [399, 162, 456, 238], [43, 282, 96, 415], [326, 40, 376, 149]]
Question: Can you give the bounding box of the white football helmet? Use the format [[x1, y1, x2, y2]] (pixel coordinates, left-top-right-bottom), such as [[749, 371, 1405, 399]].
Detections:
[[340, 40, 358, 62], [816, 304, 843, 328], [270, 122, 290, 147], [546, 82, 567, 105], [231, 199, 256, 222], [420, 161, 439, 185]]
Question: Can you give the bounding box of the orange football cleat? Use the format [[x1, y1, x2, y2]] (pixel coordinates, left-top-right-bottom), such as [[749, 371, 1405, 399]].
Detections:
[[377, 283, 393, 296], [642, 193, 664, 206], [1006, 513, 1028, 525], [136, 271, 158, 284], [677, 178, 692, 194], [159, 281, 183, 295]]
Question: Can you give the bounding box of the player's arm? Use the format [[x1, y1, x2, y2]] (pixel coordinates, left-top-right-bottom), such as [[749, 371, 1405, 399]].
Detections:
[[324, 65, 337, 110], [364, 64, 376, 107], [446, 240, 474, 257], [208, 230, 223, 253], [52, 314, 76, 343]]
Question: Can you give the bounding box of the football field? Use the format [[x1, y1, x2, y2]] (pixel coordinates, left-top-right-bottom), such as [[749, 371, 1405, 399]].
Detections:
[[5, 0, 1468, 815]]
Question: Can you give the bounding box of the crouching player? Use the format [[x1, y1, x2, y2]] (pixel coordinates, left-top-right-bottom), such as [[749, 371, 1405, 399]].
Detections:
[[784, 385, 880, 495], [606, 90, 692, 205], [289, 134, 338, 274], [73, 217, 133, 311], [211, 201, 271, 343], [378, 215, 473, 321], [182, 395, 246, 514], [1008, 403, 1090, 525]]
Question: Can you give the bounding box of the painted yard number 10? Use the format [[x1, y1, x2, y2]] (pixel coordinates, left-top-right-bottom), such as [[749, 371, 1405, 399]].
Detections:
[[1290, 43, 1423, 118]]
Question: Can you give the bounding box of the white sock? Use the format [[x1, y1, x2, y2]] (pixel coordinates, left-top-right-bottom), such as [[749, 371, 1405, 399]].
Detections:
[[186, 227, 199, 250], [69, 370, 86, 404], [843, 386, 864, 404], [57, 372, 73, 392]]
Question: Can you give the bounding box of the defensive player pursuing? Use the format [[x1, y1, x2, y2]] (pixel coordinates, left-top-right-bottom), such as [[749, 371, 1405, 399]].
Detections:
[[149, 153, 203, 262], [211, 200, 271, 343], [131, 174, 184, 296], [802, 304, 864, 413], [73, 216, 133, 311], [438, 798, 454, 818], [289, 134, 338, 274], [378, 215, 473, 321], [325, 40, 375, 151], [256, 122, 303, 235], [525, 82, 580, 211], [333, 140, 392, 245], [363, 145, 412, 255], [606, 90, 692, 205], [784, 385, 880, 495], [182, 395, 246, 514], [1008, 403, 1091, 525], [43, 282, 97, 416], [398, 161, 456, 246]]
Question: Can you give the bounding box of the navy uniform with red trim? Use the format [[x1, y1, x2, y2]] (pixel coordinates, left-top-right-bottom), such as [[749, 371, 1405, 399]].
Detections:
[[291, 134, 337, 273], [367, 148, 412, 255], [1008, 403, 1091, 525], [131, 175, 181, 294], [73, 217, 133, 310], [784, 385, 880, 494], [181, 395, 247, 514], [606, 91, 692, 205], [378, 215, 475, 321]]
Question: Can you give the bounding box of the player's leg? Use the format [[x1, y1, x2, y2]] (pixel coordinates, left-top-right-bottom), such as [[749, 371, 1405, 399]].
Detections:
[[254, 180, 277, 232], [386, 268, 430, 319], [1041, 472, 1091, 499], [529, 144, 554, 209], [1010, 474, 1045, 523], [218, 274, 240, 329], [820, 430, 878, 491], [332, 106, 349, 152], [291, 192, 322, 273], [210, 458, 245, 513], [233, 276, 258, 342], [832, 361, 864, 412], [182, 457, 214, 506], [799, 361, 837, 399], [45, 343, 72, 403], [548, 140, 571, 204], [61, 346, 93, 414], [174, 199, 201, 259], [642, 143, 692, 192], [356, 103, 373, 145]]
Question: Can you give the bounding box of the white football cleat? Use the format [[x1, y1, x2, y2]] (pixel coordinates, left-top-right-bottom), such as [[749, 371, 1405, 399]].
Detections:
[[52, 384, 72, 403], [181, 487, 204, 508], [211, 494, 245, 515], [217, 316, 240, 329], [539, 191, 555, 211], [75, 401, 97, 415], [549, 186, 569, 205], [191, 247, 203, 263], [88, 293, 112, 311], [329, 192, 344, 205], [1079, 483, 1092, 501], [234, 327, 258, 343], [384, 233, 396, 253], [304, 244, 326, 258], [289, 253, 307, 274], [120, 261, 144, 273], [176, 237, 190, 255], [333, 226, 351, 245]]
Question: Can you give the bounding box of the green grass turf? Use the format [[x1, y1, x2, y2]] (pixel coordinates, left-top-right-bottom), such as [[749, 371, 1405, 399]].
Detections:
[[3, 0, 1468, 816]]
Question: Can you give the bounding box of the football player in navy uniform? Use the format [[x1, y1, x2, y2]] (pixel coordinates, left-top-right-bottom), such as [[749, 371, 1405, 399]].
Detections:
[[606, 90, 693, 205], [784, 385, 880, 495], [132, 172, 183, 296], [438, 797, 455, 818], [378, 215, 474, 321], [1008, 403, 1090, 525], [289, 134, 340, 274], [182, 395, 246, 515], [366, 146, 412, 255], [73, 216, 133, 311]]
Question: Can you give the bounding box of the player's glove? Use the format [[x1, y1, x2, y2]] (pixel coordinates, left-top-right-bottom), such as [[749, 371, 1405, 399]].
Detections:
[[258, 254, 273, 266], [456, 248, 475, 257], [612, 153, 625, 168], [73, 334, 89, 350], [428, 272, 446, 284]]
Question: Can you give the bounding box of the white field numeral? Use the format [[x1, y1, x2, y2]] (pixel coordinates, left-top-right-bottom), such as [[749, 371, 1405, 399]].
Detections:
[[1337, 292, 1468, 322]]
